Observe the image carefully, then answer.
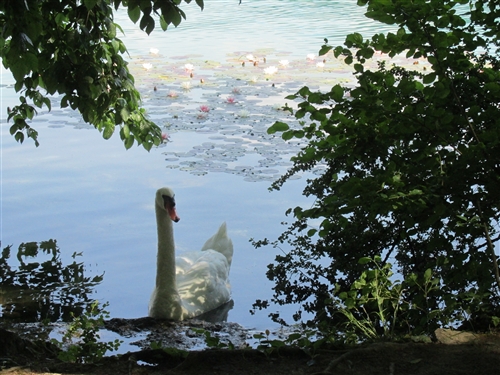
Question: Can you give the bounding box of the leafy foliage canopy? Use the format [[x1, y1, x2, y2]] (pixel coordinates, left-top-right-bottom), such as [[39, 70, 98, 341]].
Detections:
[[0, 0, 203, 150], [257, 0, 500, 336]]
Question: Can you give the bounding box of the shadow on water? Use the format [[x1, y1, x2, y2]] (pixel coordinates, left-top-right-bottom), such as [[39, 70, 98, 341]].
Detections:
[[0, 239, 103, 323]]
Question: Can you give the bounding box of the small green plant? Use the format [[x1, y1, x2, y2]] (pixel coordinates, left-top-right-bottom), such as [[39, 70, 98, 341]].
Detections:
[[191, 328, 235, 349], [329, 256, 440, 343], [253, 329, 286, 357], [52, 301, 122, 363], [284, 328, 325, 360]]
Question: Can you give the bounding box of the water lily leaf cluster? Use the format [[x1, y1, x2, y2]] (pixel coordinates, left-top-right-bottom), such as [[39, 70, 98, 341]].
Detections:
[[0, 0, 203, 150], [259, 0, 500, 336]]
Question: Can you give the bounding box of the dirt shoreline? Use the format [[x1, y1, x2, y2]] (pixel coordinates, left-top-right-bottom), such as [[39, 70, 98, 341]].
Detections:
[[2, 326, 500, 375]]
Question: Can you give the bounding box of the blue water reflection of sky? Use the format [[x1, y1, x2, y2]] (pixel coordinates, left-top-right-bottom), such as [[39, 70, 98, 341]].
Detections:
[[2, 120, 313, 326]]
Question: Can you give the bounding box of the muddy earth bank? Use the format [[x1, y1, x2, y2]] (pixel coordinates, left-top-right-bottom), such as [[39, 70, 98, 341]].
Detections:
[[1, 319, 500, 375]]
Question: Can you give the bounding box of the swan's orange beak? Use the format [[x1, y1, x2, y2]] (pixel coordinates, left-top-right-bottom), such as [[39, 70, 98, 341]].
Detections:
[[168, 206, 180, 222]]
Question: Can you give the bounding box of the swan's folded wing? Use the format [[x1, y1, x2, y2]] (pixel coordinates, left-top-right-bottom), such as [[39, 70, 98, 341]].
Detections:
[[200, 222, 234, 267], [175, 250, 231, 315]]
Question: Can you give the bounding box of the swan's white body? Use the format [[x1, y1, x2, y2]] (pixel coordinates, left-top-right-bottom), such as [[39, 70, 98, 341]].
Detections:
[[148, 187, 233, 320]]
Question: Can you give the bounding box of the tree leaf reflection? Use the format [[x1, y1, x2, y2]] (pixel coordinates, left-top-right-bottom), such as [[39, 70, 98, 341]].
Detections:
[[0, 240, 103, 323]]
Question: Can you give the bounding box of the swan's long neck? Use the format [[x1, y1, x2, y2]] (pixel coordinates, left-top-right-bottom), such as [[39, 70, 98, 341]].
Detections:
[[155, 204, 180, 301]]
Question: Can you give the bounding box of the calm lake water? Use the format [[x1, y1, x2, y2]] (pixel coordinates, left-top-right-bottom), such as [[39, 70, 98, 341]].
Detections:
[[1, 0, 396, 330]]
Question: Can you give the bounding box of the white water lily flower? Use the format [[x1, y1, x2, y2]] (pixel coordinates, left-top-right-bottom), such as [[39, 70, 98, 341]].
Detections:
[[316, 62, 325, 68], [307, 53, 316, 61], [279, 60, 289, 68], [184, 63, 194, 72], [142, 63, 153, 70], [263, 66, 278, 75], [246, 54, 256, 61], [238, 110, 249, 118], [149, 48, 159, 55], [181, 81, 191, 90]]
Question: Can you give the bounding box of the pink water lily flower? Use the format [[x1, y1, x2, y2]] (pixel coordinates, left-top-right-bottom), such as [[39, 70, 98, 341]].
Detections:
[[161, 133, 169, 142], [199, 105, 210, 113], [226, 97, 236, 104]]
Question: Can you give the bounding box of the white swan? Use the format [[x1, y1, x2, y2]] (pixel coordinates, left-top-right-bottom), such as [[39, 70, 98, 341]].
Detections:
[[148, 187, 233, 320]]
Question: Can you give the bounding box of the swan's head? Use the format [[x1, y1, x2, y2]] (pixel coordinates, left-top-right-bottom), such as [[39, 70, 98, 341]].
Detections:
[[156, 187, 180, 222]]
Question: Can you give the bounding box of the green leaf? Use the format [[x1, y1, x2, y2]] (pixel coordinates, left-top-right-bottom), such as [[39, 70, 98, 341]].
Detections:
[[424, 268, 432, 282], [311, 110, 326, 122], [423, 73, 436, 84], [122, 124, 130, 138], [140, 14, 155, 35], [23, 52, 38, 71], [384, 74, 395, 86], [120, 107, 130, 122], [10, 124, 19, 135], [307, 228, 317, 237], [358, 257, 372, 265], [103, 123, 115, 139], [14, 131, 25, 143], [268, 121, 289, 134], [270, 340, 285, 348], [345, 298, 355, 309], [9, 62, 28, 82], [282, 130, 294, 141], [345, 32, 363, 47], [319, 44, 333, 56], [354, 63, 364, 73], [83, 0, 99, 9], [365, 11, 396, 25], [159, 15, 168, 31], [124, 135, 135, 150], [298, 86, 312, 97], [170, 8, 182, 27], [128, 6, 141, 23], [330, 85, 344, 102]]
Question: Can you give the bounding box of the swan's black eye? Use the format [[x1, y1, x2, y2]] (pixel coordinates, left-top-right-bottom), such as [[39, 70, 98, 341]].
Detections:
[[162, 195, 175, 209]]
